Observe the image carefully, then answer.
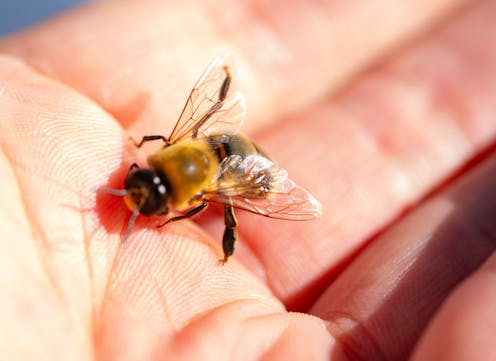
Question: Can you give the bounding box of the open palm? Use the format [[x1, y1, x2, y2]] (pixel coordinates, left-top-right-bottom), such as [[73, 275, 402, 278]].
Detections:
[[0, 1, 496, 360]]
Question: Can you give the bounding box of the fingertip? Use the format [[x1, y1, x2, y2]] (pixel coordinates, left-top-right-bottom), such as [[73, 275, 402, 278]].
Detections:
[[0, 51, 127, 245], [0, 51, 124, 172], [412, 252, 496, 361]]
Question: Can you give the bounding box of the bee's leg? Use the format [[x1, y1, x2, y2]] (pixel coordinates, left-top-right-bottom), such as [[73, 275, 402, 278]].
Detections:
[[127, 163, 139, 174], [191, 67, 231, 139], [130, 135, 168, 147], [218, 66, 231, 102], [156, 202, 208, 227], [219, 200, 238, 265]]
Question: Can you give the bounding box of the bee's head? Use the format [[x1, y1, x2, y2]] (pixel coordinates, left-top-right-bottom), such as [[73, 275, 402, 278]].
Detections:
[[124, 168, 169, 216], [97, 167, 169, 242]]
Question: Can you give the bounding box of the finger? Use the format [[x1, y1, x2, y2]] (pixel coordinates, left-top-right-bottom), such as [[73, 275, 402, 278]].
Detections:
[[411, 252, 496, 361], [0, 55, 119, 359], [0, 112, 70, 359], [308, 131, 496, 358], [160, 301, 336, 361], [215, 0, 496, 309], [0, 0, 467, 134]]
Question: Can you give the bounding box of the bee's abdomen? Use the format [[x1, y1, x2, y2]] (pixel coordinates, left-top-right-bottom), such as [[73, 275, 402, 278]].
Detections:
[[207, 134, 268, 161], [207, 134, 274, 197]]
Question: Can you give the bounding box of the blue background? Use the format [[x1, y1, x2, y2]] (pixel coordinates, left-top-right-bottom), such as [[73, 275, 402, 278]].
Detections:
[[0, 0, 86, 35]]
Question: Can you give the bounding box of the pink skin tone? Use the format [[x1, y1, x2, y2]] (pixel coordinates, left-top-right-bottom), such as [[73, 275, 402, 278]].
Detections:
[[0, 0, 495, 360]]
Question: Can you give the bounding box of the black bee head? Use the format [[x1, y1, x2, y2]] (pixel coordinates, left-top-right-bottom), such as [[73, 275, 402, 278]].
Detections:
[[124, 168, 169, 216]]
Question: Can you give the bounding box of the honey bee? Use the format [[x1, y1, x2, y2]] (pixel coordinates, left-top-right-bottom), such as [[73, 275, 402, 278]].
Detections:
[[102, 57, 322, 263]]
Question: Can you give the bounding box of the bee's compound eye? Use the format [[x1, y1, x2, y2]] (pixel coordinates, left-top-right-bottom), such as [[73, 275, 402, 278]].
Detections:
[[124, 169, 168, 215]]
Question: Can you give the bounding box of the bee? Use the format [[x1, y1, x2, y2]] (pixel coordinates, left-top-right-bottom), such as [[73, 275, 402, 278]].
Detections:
[[101, 57, 322, 264]]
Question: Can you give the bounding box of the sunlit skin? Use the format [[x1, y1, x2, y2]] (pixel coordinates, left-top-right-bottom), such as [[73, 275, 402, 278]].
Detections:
[[0, 1, 496, 360]]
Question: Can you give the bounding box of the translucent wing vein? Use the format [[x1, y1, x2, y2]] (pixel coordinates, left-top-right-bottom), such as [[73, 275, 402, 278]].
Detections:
[[168, 56, 245, 142]]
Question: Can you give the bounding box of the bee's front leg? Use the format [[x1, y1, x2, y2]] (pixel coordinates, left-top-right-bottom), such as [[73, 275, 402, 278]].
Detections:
[[130, 135, 168, 147], [155, 202, 207, 227], [219, 200, 238, 265]]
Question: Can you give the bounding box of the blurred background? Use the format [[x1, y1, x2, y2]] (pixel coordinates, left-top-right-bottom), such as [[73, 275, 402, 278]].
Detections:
[[0, 0, 85, 35]]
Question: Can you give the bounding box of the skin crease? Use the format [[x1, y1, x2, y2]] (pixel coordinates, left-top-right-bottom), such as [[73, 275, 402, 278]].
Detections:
[[0, 0, 495, 360]]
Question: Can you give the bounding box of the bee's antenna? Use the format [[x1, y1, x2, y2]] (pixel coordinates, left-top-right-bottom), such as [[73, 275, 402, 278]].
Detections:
[[122, 208, 140, 243], [97, 187, 140, 242], [97, 187, 129, 196]]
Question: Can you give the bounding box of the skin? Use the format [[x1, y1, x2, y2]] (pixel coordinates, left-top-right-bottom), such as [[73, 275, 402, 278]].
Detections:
[[0, 0, 495, 360]]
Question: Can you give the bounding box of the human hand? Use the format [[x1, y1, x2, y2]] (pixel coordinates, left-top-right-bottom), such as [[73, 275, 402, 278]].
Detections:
[[0, 1, 495, 360]]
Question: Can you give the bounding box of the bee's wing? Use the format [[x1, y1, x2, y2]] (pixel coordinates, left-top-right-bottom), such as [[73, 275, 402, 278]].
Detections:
[[204, 155, 322, 220], [168, 57, 246, 143]]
